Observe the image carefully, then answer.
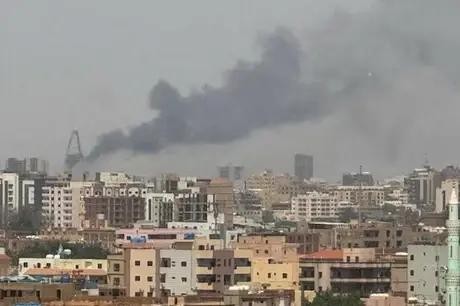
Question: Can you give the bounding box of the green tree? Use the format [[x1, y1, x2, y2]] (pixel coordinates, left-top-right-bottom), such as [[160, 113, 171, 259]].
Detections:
[[306, 291, 364, 306]]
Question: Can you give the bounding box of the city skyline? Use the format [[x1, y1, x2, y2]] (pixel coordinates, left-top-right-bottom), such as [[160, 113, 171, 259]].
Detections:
[[3, 1, 460, 180]]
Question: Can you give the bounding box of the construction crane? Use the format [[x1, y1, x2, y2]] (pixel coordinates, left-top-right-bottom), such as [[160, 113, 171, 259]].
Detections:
[[65, 130, 84, 172]]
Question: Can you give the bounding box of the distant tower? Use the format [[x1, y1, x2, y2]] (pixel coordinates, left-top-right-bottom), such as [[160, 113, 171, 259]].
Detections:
[[65, 130, 84, 172], [294, 154, 313, 180], [446, 189, 460, 306]]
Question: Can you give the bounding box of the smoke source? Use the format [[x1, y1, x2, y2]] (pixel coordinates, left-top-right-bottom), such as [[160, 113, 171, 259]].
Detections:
[[88, 0, 460, 167]]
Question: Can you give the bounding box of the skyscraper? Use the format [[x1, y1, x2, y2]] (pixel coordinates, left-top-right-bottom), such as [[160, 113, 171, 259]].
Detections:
[[294, 154, 313, 180], [446, 189, 460, 306]]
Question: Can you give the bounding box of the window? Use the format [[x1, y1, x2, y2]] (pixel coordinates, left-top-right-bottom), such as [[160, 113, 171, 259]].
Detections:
[[147, 276, 153, 282], [318, 272, 323, 278], [113, 277, 120, 286], [23, 262, 28, 268], [135, 276, 140, 281], [268, 273, 271, 278], [346, 256, 351, 263], [147, 261, 153, 266], [135, 261, 140, 266], [181, 261, 187, 267], [36, 263, 41, 268], [435, 271, 438, 277], [97, 263, 102, 269], [182, 277, 187, 282], [282, 273, 288, 279], [410, 285, 414, 292], [435, 286, 439, 292], [410, 255, 414, 261], [318, 286, 323, 292], [355, 256, 359, 262], [410, 270, 414, 276], [46, 263, 51, 268], [435, 255, 439, 262], [114, 263, 120, 272]]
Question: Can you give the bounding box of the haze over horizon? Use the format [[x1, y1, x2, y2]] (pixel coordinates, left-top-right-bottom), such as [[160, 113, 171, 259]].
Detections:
[[2, 0, 460, 180]]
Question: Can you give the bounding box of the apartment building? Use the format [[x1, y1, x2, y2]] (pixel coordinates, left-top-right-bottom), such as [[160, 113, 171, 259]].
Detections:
[[299, 248, 403, 298], [18, 257, 107, 275], [435, 179, 460, 213], [144, 192, 174, 227], [84, 196, 145, 228], [291, 192, 356, 221], [407, 244, 447, 305], [115, 227, 197, 246], [159, 241, 195, 296], [124, 244, 160, 297], [406, 166, 441, 208], [41, 178, 85, 229], [333, 186, 385, 207]]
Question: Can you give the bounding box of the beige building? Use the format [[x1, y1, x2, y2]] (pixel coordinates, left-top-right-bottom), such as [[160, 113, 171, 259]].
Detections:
[[333, 186, 385, 207], [206, 178, 234, 230]]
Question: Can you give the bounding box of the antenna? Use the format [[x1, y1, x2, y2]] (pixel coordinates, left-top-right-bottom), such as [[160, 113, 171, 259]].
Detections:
[[65, 130, 84, 172]]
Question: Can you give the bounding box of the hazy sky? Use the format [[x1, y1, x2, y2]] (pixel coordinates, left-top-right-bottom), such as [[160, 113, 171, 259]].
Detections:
[[2, 0, 459, 181]]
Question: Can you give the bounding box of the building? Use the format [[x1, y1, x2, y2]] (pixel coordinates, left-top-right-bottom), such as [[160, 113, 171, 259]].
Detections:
[[206, 178, 234, 231], [0, 278, 75, 304], [294, 154, 313, 181], [218, 165, 244, 181], [143, 192, 174, 227], [343, 172, 374, 186], [333, 186, 385, 207], [407, 244, 447, 305], [299, 248, 406, 298], [291, 192, 356, 221], [406, 166, 441, 208], [435, 179, 460, 213], [446, 190, 460, 306], [41, 178, 86, 229], [84, 196, 145, 228], [4, 157, 48, 175], [18, 257, 108, 276]]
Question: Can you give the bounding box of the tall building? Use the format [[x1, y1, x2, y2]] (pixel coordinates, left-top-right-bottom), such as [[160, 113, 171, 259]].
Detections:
[[435, 179, 460, 213], [446, 190, 460, 306], [217, 165, 244, 181], [342, 172, 374, 186], [406, 166, 441, 208], [294, 154, 313, 180]]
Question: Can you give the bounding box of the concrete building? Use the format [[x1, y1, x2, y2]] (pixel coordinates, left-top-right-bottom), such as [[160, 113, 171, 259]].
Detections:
[[84, 195, 145, 228], [0, 173, 19, 226], [407, 244, 447, 305], [115, 227, 197, 246], [18, 257, 108, 276], [299, 248, 406, 298], [0, 279, 74, 304], [435, 179, 460, 213], [159, 241, 195, 296], [291, 192, 356, 221], [343, 172, 374, 186], [406, 166, 441, 208], [446, 190, 460, 306], [218, 165, 244, 181], [294, 154, 313, 181], [207, 178, 234, 231], [143, 192, 174, 227], [333, 186, 385, 207], [41, 178, 84, 229]]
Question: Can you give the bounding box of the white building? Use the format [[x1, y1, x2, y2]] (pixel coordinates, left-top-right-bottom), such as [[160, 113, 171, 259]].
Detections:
[[333, 185, 385, 207], [291, 192, 356, 221], [435, 179, 460, 213], [41, 179, 87, 229]]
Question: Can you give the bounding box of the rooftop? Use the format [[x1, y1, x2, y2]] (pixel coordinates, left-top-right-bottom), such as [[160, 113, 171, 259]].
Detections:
[[300, 249, 343, 260]]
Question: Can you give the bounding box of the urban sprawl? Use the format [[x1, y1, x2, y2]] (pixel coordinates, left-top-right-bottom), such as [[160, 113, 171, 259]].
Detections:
[[0, 154, 458, 306]]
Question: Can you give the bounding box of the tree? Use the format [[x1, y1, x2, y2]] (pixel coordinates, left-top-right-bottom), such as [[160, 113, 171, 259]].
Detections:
[[305, 291, 364, 306]]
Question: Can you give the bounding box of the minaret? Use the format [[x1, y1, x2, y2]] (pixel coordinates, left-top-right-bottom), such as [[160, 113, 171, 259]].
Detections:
[[446, 189, 460, 306]]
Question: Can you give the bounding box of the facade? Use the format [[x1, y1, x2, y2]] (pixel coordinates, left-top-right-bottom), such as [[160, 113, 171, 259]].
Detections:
[[84, 196, 145, 228], [342, 172, 374, 186], [18, 257, 108, 275], [206, 178, 234, 231], [299, 248, 403, 298], [446, 190, 460, 306], [333, 186, 385, 207], [407, 244, 447, 305], [41, 178, 84, 229], [294, 154, 313, 181], [406, 166, 441, 208], [291, 192, 356, 221], [143, 192, 174, 227], [435, 179, 460, 213]]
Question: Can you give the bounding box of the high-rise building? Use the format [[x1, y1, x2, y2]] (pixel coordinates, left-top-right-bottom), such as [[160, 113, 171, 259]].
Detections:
[[294, 154, 313, 180], [342, 172, 374, 186], [405, 166, 441, 208], [217, 165, 244, 181], [446, 190, 460, 306]]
